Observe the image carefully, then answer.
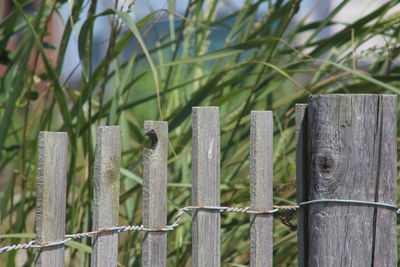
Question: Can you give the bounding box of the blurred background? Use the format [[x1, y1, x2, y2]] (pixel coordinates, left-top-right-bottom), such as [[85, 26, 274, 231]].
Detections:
[[0, 0, 399, 266]]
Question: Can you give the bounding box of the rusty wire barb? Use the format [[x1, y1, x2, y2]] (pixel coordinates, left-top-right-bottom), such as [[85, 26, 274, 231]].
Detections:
[[0, 204, 298, 254]]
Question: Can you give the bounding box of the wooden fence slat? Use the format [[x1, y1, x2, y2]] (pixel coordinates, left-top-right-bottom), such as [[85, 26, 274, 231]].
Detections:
[[91, 126, 121, 267], [371, 95, 397, 266], [250, 111, 273, 267], [306, 94, 397, 266], [295, 104, 308, 267], [35, 131, 68, 267], [142, 121, 168, 267], [192, 106, 220, 267]]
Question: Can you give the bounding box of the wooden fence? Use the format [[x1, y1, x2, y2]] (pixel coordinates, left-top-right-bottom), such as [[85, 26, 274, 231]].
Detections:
[[29, 94, 398, 266]]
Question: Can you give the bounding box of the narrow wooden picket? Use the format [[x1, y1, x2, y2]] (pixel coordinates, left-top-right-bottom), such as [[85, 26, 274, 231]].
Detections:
[[192, 107, 220, 267], [250, 111, 273, 267], [142, 121, 168, 267], [295, 104, 307, 267], [91, 126, 121, 267], [34, 132, 68, 267]]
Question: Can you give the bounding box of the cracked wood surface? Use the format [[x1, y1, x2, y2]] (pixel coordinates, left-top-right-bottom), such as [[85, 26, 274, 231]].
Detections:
[[306, 95, 397, 266]]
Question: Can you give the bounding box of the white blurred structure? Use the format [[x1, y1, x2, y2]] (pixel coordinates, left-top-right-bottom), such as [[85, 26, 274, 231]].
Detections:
[[60, 0, 399, 83], [296, 0, 399, 53]]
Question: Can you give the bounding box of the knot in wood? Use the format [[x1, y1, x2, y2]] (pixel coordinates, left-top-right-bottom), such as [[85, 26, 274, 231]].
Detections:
[[316, 151, 336, 175], [320, 153, 334, 173]]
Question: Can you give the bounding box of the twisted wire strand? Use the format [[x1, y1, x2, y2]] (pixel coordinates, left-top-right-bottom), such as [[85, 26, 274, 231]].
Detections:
[[1, 199, 397, 254], [0, 205, 294, 253]]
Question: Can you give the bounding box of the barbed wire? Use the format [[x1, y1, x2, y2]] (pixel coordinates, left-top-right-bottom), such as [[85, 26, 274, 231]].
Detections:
[[1, 198, 398, 254], [0, 204, 298, 254]]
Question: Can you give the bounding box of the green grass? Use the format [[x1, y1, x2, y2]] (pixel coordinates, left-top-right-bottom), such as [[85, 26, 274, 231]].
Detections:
[[1, 0, 400, 266]]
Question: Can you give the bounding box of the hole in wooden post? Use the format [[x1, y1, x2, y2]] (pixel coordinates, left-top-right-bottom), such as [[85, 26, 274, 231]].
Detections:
[[145, 130, 158, 149]]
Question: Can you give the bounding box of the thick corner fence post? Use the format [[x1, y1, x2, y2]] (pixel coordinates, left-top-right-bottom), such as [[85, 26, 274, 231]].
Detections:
[[91, 126, 121, 267], [250, 111, 273, 267], [295, 104, 308, 267], [304, 94, 397, 266], [142, 121, 168, 267], [192, 107, 220, 267], [35, 131, 68, 267]]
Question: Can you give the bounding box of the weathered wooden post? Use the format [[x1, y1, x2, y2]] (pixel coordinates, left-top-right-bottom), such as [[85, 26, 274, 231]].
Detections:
[[250, 111, 273, 267], [295, 104, 308, 267], [300, 94, 397, 266], [142, 121, 168, 267], [91, 126, 121, 267], [192, 107, 220, 267], [35, 132, 68, 267]]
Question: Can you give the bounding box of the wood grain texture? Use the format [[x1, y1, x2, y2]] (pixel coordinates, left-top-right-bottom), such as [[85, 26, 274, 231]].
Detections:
[[142, 121, 168, 267], [250, 111, 273, 267], [306, 94, 397, 267], [91, 126, 121, 267], [192, 107, 220, 267], [295, 104, 308, 267], [35, 132, 68, 267]]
